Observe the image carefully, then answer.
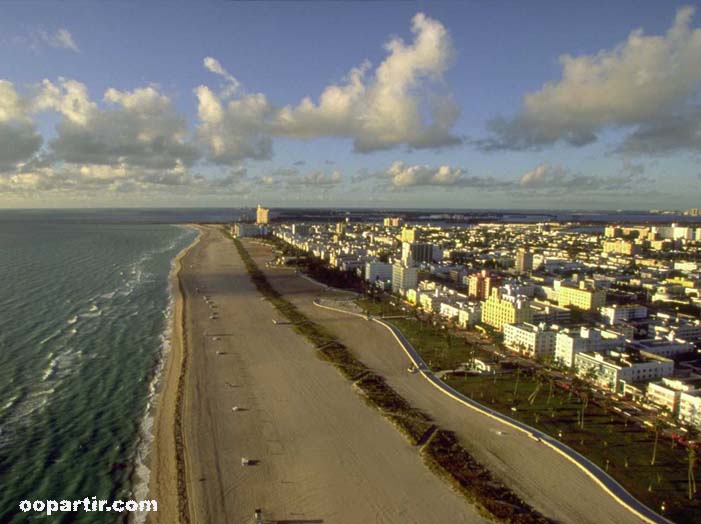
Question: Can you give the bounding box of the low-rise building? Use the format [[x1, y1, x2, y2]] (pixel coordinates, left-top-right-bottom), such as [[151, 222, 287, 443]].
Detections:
[[233, 223, 268, 238], [575, 350, 674, 392], [647, 377, 701, 416], [600, 304, 648, 325], [679, 391, 701, 429], [555, 326, 625, 368], [365, 261, 392, 286], [503, 322, 558, 359], [632, 338, 694, 358], [557, 281, 606, 312]]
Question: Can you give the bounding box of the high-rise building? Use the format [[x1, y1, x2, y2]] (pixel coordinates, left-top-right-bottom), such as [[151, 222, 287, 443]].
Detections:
[[602, 239, 641, 256], [515, 249, 533, 273], [467, 270, 501, 300], [391, 262, 418, 294], [401, 242, 435, 265], [383, 217, 403, 227], [400, 227, 417, 243], [256, 204, 270, 225]]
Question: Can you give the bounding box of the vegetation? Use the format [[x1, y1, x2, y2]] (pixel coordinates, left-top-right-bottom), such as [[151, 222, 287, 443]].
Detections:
[[422, 430, 553, 524]]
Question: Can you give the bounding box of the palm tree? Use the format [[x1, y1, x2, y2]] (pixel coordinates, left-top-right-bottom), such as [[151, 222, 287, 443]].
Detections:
[[513, 368, 522, 397], [689, 444, 697, 501], [650, 411, 667, 466], [528, 373, 544, 405], [546, 377, 555, 405], [578, 391, 589, 430]]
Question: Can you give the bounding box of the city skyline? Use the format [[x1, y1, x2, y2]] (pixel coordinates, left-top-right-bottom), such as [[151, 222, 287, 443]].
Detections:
[[2, 1, 701, 209]]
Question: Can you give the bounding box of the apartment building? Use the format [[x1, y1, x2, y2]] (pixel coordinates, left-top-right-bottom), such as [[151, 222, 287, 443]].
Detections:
[[503, 322, 557, 358], [392, 262, 418, 295], [555, 326, 625, 368], [481, 288, 532, 331], [557, 281, 607, 312], [599, 304, 648, 325], [574, 350, 674, 392], [468, 270, 501, 300]]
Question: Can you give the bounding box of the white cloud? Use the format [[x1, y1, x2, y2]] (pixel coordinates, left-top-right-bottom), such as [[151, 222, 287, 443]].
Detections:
[[7, 27, 81, 53], [51, 28, 80, 52], [479, 6, 701, 152], [37, 80, 199, 169], [195, 13, 461, 164], [518, 163, 643, 192], [203, 56, 241, 97], [371, 161, 506, 189], [287, 169, 343, 187], [0, 81, 42, 172], [194, 85, 273, 164]]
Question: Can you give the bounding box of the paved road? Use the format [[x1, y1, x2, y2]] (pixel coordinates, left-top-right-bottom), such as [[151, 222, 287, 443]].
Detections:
[[245, 239, 662, 524], [180, 228, 490, 524]]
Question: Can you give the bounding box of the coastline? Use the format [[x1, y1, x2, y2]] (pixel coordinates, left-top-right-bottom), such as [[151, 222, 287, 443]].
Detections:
[[146, 224, 201, 524]]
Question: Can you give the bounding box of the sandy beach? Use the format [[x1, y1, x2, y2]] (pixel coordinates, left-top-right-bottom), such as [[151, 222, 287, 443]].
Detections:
[[243, 239, 649, 524], [147, 225, 201, 524], [149, 225, 491, 523]]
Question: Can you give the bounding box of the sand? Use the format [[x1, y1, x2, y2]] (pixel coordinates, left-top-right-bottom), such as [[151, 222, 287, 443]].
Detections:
[[243, 239, 650, 524], [149, 226, 491, 524]]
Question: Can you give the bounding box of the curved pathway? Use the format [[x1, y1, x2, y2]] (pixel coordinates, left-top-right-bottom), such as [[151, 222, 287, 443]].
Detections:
[[313, 298, 672, 524]]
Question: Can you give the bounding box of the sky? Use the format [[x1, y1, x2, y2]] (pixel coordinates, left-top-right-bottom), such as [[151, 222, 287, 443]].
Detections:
[[1, 0, 701, 210]]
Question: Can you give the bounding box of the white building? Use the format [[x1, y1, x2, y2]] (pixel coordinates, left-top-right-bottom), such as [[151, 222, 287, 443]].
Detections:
[[503, 322, 558, 359], [365, 261, 393, 286], [632, 338, 694, 358], [555, 327, 626, 368], [679, 391, 701, 429], [649, 316, 701, 342], [392, 262, 418, 295], [647, 377, 701, 416], [574, 350, 674, 392], [233, 223, 267, 238], [600, 304, 648, 325]]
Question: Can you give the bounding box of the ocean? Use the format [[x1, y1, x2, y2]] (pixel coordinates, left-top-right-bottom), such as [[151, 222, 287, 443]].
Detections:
[[0, 216, 200, 523]]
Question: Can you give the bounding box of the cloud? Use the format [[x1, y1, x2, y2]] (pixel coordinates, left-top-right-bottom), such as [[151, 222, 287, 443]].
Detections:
[[371, 161, 507, 189], [478, 6, 701, 152], [274, 13, 460, 152], [0, 162, 253, 197], [50, 28, 80, 52], [518, 163, 643, 192], [287, 169, 343, 187], [195, 13, 461, 164], [194, 84, 274, 164], [0, 81, 42, 172], [7, 27, 80, 53], [37, 80, 199, 169], [203, 56, 240, 97]]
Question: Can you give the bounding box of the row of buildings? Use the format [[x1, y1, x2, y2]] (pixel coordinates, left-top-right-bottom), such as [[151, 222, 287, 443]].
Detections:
[[268, 217, 701, 428]]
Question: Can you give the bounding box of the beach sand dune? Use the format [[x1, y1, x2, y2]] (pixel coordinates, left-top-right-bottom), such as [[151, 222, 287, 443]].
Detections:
[[150, 226, 490, 524], [243, 239, 647, 524]]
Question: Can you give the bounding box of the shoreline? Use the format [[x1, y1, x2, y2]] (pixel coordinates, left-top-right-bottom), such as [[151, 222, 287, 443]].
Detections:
[[146, 224, 201, 524]]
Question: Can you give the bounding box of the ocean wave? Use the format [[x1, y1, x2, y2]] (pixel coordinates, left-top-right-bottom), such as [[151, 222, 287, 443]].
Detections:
[[129, 229, 196, 522], [67, 315, 78, 325]]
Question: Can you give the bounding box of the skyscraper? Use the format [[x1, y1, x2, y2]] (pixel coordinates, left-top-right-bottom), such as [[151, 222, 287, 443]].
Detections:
[[256, 204, 270, 225]]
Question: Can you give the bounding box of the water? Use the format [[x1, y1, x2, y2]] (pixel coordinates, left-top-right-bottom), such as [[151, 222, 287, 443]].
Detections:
[[0, 217, 198, 523]]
